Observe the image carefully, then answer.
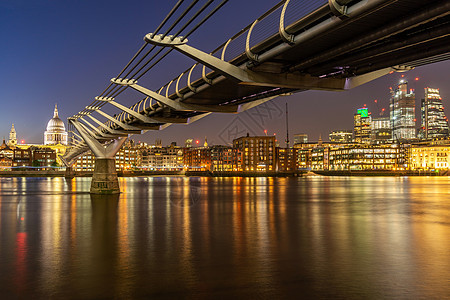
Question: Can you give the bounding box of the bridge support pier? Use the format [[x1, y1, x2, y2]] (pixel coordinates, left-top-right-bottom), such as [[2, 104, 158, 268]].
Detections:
[[91, 158, 120, 194], [64, 166, 75, 178], [68, 119, 127, 194]]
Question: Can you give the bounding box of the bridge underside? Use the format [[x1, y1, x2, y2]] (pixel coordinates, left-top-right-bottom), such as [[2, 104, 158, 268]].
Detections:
[[63, 0, 450, 193], [107, 0, 450, 132]]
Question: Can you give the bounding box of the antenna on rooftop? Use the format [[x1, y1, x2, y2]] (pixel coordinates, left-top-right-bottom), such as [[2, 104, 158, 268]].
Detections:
[[285, 102, 290, 148]]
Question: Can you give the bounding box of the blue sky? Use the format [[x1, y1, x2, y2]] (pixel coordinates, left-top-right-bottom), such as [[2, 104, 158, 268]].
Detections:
[[1, 0, 449, 146]]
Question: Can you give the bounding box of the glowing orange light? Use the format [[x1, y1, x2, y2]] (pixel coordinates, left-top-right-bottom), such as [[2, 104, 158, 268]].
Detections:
[[382, 108, 385, 111], [401, 74, 405, 78], [195, 140, 199, 144], [414, 118, 417, 122], [415, 77, 419, 81], [21, 140, 25, 144], [374, 99, 377, 103], [21, 217, 24, 221]]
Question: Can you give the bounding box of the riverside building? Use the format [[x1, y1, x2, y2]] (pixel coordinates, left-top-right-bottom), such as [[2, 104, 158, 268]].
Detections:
[[311, 144, 405, 171], [232, 135, 276, 172]]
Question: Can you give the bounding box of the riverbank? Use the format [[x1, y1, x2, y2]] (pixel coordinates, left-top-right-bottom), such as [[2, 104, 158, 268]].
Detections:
[[313, 170, 449, 176], [0, 169, 448, 177]]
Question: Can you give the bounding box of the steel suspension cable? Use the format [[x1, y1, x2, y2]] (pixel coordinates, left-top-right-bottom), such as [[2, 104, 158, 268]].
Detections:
[[163, 0, 201, 39], [151, 0, 186, 39], [172, 0, 214, 38]]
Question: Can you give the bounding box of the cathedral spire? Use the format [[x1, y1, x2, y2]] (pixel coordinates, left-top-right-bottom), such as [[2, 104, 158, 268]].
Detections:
[[8, 124, 17, 147], [54, 103, 59, 118]]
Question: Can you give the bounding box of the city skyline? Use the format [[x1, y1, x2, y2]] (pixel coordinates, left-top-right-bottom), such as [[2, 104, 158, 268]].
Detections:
[[2, 72, 449, 147], [1, 0, 449, 146]]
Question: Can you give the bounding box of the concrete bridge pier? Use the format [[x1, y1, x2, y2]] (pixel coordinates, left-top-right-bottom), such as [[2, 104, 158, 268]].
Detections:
[[91, 158, 120, 194], [64, 166, 75, 178], [69, 119, 127, 194]]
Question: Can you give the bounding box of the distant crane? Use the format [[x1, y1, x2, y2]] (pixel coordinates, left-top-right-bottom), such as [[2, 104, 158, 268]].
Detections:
[[374, 99, 386, 116], [285, 102, 290, 148]]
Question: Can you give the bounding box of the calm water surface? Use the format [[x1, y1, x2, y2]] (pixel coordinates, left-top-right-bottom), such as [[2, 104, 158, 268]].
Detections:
[[0, 176, 449, 299]]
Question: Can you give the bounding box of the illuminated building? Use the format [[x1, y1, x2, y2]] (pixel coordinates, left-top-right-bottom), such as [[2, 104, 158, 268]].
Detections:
[[390, 80, 415, 141], [44, 104, 68, 145], [115, 140, 139, 170], [311, 144, 405, 171], [276, 148, 296, 171], [31, 147, 57, 167], [328, 144, 402, 170], [232, 135, 276, 172], [329, 130, 353, 143], [418, 88, 449, 139], [371, 117, 392, 144], [353, 107, 371, 144], [185, 139, 193, 148], [296, 148, 310, 170], [73, 152, 94, 171], [13, 148, 32, 167], [139, 143, 184, 170], [74, 139, 139, 171], [311, 147, 328, 171], [293, 133, 308, 145], [409, 144, 450, 170], [8, 124, 17, 147], [0, 140, 14, 169], [210, 145, 233, 172], [183, 146, 211, 171]]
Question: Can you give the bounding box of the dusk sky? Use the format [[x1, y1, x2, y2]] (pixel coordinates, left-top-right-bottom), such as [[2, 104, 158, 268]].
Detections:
[[1, 0, 449, 146]]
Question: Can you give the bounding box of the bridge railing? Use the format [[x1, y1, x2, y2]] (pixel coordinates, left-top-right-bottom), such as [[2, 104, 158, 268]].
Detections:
[[158, 0, 329, 105], [65, 0, 334, 158]]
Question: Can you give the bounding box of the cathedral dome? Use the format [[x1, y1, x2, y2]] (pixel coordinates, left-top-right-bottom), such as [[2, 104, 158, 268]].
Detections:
[[44, 104, 68, 145], [46, 105, 66, 133]]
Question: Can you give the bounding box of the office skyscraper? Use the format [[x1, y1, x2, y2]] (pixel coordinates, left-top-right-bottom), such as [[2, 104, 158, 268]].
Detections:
[[390, 80, 415, 141], [419, 87, 449, 139], [354, 107, 371, 144]]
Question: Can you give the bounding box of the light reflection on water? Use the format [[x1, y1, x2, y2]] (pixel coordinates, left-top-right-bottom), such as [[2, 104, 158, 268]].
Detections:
[[0, 176, 449, 299]]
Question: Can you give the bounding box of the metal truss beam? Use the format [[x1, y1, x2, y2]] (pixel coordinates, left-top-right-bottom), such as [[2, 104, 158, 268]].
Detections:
[[91, 109, 143, 131], [144, 34, 352, 91], [69, 119, 127, 159], [110, 79, 240, 113], [86, 114, 141, 136]]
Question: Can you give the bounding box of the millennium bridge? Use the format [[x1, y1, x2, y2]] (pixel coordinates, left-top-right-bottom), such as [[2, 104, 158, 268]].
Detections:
[[61, 0, 450, 193]]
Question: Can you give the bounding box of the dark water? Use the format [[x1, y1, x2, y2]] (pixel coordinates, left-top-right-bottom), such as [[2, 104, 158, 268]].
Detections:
[[0, 176, 449, 299]]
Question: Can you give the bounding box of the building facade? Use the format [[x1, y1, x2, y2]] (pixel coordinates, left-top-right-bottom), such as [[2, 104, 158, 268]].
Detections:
[[390, 80, 415, 141], [139, 143, 183, 170], [419, 87, 449, 139], [354, 107, 372, 144], [371, 117, 392, 144], [233, 135, 276, 172], [409, 144, 450, 170], [293, 133, 308, 144], [329, 130, 353, 143]]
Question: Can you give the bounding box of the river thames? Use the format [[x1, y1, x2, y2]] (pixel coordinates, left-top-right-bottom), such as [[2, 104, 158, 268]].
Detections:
[[0, 176, 449, 299]]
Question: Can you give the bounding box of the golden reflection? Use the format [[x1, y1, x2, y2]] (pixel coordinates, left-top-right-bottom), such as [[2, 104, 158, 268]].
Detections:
[[39, 180, 65, 296], [117, 179, 130, 293], [70, 178, 77, 249]]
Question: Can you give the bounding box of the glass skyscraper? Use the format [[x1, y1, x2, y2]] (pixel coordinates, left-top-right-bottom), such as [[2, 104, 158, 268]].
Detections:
[[390, 80, 415, 141], [354, 107, 371, 144], [419, 87, 449, 139]]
